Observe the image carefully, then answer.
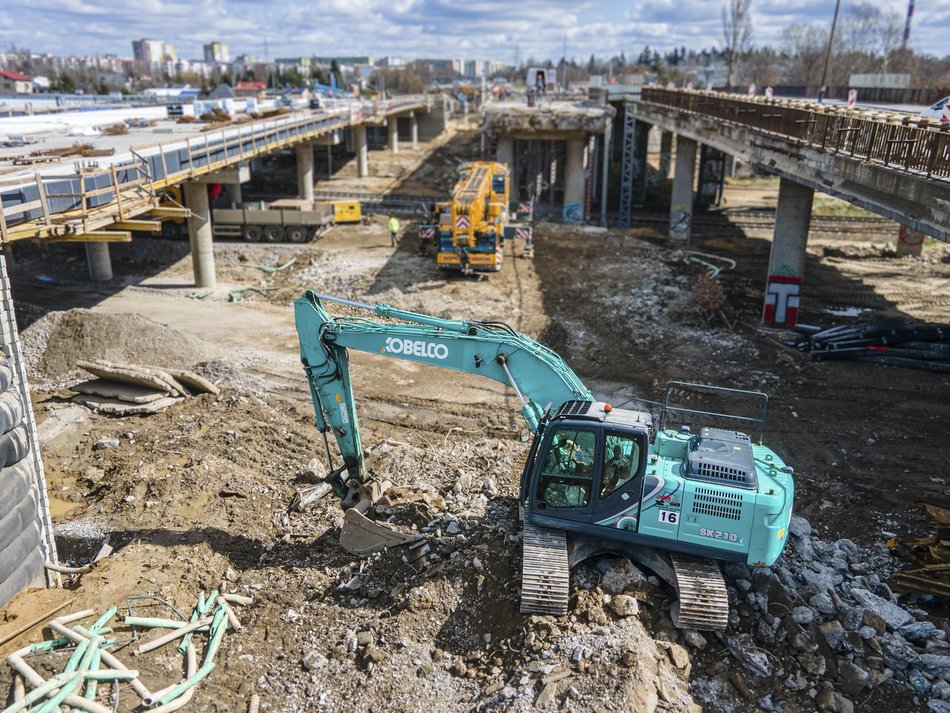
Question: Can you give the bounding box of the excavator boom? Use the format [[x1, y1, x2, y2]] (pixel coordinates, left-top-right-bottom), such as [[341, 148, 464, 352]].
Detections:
[[295, 291, 590, 499]]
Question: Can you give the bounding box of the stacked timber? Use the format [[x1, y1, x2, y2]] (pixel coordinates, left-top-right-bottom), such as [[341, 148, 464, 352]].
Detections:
[[71, 360, 219, 415]]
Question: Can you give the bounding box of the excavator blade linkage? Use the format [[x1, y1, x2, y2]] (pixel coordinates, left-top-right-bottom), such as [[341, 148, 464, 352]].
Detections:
[[520, 523, 570, 616], [669, 553, 729, 631]]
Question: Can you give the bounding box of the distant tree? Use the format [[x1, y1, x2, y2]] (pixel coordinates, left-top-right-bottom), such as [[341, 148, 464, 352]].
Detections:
[[281, 67, 307, 88], [53, 73, 76, 93], [722, 0, 753, 87], [329, 59, 344, 88]]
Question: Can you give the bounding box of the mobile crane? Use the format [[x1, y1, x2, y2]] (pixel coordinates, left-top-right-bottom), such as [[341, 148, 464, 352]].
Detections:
[[418, 161, 532, 274], [295, 292, 794, 630]]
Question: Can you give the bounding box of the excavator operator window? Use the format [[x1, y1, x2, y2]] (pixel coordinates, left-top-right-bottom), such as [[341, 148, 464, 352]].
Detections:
[[601, 434, 641, 498], [537, 430, 596, 508]]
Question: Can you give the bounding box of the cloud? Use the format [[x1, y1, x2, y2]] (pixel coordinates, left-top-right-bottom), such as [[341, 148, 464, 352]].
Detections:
[[1, 0, 947, 61]]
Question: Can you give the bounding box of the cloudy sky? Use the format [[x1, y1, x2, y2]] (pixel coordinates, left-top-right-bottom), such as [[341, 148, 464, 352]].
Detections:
[[2, 0, 946, 62]]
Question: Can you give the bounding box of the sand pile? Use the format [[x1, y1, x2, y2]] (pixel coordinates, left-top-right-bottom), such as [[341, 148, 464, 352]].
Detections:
[[20, 308, 210, 384]]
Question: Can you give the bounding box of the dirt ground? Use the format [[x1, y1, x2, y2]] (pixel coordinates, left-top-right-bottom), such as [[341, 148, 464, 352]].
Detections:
[[1, 124, 949, 712]]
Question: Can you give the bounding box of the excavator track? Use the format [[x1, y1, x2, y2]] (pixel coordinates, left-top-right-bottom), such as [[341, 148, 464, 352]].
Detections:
[[669, 553, 729, 631], [520, 523, 570, 616]]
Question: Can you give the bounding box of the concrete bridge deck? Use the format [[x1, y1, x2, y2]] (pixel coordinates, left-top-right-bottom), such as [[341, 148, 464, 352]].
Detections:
[[634, 88, 950, 243], [0, 96, 433, 244]]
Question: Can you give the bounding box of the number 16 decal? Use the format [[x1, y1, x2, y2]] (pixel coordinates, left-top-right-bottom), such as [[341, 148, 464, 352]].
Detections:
[[658, 510, 678, 524]]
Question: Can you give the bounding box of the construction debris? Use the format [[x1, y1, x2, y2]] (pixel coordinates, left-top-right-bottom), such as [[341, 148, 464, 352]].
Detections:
[[70, 360, 218, 415], [1, 592, 251, 713], [888, 500, 950, 598], [481, 101, 615, 134], [792, 320, 950, 372]]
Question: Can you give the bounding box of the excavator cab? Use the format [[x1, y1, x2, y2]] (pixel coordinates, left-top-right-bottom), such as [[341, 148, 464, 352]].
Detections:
[[521, 401, 651, 530]]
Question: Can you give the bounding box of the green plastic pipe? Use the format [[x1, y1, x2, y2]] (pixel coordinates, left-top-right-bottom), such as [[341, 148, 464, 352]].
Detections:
[[179, 590, 217, 655], [29, 636, 70, 653], [154, 662, 215, 707], [35, 635, 100, 713], [91, 606, 117, 633], [84, 648, 102, 701], [202, 608, 228, 663], [1, 672, 78, 713]]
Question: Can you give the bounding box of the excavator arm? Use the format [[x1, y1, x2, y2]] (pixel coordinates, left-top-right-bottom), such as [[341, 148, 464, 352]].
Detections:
[[294, 290, 592, 506]]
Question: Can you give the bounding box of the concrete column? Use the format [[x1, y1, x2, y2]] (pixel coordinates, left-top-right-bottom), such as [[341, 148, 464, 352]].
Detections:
[[410, 112, 419, 150], [228, 182, 243, 206], [658, 131, 673, 180], [388, 119, 398, 154], [84, 243, 112, 282], [296, 143, 314, 201], [355, 124, 369, 178], [496, 137, 514, 166], [896, 225, 926, 257], [762, 178, 814, 328], [184, 182, 216, 288], [669, 137, 697, 241], [563, 137, 586, 223], [635, 123, 650, 205]]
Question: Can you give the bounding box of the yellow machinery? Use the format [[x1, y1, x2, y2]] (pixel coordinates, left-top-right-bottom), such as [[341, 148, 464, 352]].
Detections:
[[427, 161, 518, 273], [150, 188, 362, 242], [327, 200, 362, 224]]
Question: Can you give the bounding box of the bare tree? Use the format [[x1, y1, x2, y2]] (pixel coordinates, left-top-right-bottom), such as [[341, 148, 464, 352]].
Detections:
[[722, 0, 753, 88]]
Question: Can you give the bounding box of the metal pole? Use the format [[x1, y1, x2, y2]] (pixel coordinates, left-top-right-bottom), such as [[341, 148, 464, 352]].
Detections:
[[600, 117, 611, 227], [818, 0, 842, 103], [902, 0, 915, 50]]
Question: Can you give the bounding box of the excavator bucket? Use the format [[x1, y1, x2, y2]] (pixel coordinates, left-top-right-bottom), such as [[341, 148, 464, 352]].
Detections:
[[338, 509, 423, 556]]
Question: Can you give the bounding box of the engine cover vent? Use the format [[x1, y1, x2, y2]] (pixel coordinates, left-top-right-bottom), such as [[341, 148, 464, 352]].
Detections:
[[556, 400, 593, 418], [692, 487, 744, 521], [685, 427, 757, 490]]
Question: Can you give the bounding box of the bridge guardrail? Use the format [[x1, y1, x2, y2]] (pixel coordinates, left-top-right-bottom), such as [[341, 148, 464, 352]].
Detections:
[[640, 88, 950, 181]]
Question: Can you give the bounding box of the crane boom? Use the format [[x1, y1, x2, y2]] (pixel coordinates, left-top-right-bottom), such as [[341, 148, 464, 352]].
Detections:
[[294, 291, 591, 499]]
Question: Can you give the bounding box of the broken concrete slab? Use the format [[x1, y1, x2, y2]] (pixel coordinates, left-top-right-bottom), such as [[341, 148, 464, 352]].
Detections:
[[77, 360, 190, 397], [152, 366, 220, 395], [72, 379, 169, 404], [74, 394, 184, 416]]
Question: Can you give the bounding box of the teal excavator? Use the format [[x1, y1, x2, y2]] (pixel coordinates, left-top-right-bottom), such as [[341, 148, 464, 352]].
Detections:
[[295, 291, 795, 630]]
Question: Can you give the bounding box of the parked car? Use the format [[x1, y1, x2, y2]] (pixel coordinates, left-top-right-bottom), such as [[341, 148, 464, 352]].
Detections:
[[920, 96, 950, 120]]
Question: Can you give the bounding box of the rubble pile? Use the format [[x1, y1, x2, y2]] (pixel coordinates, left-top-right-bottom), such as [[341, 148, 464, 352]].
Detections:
[[694, 515, 950, 713], [70, 360, 219, 415], [482, 101, 615, 134]]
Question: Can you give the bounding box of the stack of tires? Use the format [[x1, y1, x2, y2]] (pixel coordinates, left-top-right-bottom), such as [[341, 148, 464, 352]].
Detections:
[[0, 359, 44, 608]]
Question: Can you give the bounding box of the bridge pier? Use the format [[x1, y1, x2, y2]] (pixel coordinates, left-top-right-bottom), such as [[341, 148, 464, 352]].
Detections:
[[228, 182, 242, 206], [410, 112, 419, 150], [564, 137, 586, 223], [388, 120, 399, 154], [896, 226, 926, 257], [184, 182, 216, 288], [658, 131, 672, 180], [669, 137, 697, 240], [85, 243, 112, 282], [763, 178, 813, 328], [355, 125, 369, 178], [296, 143, 314, 202]]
